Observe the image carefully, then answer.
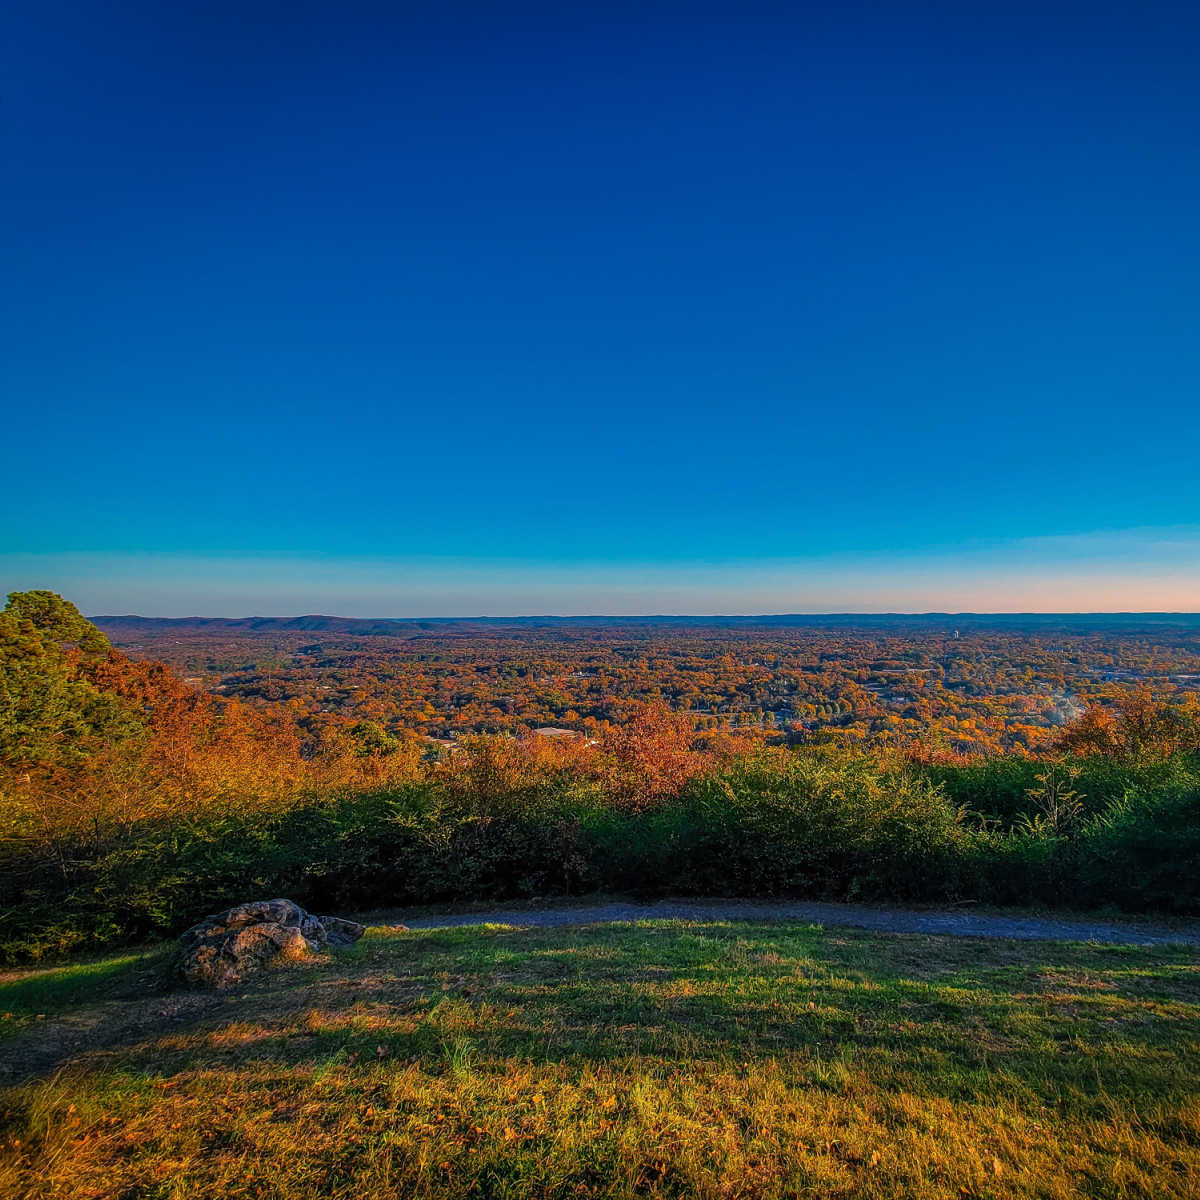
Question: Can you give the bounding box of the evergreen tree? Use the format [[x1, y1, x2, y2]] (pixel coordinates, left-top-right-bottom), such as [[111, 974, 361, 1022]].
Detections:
[[0, 592, 131, 765]]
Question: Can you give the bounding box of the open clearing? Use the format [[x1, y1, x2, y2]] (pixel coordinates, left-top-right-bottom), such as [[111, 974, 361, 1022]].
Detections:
[[2, 918, 1199, 1198]]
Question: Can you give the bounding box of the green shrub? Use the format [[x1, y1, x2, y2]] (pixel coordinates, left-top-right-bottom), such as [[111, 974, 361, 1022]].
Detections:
[[928, 753, 1200, 828], [3, 748, 1200, 963], [1072, 784, 1200, 911]]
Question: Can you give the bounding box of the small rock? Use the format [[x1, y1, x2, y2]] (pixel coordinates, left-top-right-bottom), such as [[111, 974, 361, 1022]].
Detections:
[[174, 899, 366, 989]]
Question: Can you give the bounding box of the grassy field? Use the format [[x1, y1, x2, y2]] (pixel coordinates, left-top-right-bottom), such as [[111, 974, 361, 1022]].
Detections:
[[1, 920, 1199, 1198]]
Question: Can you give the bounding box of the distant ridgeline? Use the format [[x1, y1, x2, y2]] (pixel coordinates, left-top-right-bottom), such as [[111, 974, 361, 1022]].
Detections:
[[93, 612, 1200, 636]]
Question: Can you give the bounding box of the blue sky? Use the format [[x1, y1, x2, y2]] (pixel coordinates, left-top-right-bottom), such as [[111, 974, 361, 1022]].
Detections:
[[4, 1, 1199, 614]]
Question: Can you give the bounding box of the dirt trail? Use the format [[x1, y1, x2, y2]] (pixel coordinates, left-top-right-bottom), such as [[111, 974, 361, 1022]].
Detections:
[[394, 898, 1200, 947]]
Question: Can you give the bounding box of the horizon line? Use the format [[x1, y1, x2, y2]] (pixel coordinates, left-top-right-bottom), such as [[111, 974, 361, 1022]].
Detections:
[[91, 610, 1200, 621]]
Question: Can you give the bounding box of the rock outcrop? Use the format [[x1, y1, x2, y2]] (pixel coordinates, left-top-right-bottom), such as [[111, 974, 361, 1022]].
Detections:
[[174, 899, 366, 989]]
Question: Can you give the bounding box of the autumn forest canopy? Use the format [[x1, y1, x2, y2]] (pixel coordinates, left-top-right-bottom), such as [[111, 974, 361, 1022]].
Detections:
[[3, 590, 1200, 963]]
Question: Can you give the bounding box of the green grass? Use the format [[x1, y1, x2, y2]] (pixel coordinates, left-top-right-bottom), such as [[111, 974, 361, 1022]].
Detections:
[[0, 949, 169, 1038], [1, 921, 1199, 1197]]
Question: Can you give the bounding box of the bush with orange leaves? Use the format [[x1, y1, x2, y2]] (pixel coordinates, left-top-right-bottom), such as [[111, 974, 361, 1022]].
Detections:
[[597, 704, 705, 810], [1056, 688, 1200, 764]]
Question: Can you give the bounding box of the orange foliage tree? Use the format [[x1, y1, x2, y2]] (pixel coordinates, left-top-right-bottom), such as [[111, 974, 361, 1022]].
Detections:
[[598, 703, 703, 810], [1056, 689, 1200, 764]]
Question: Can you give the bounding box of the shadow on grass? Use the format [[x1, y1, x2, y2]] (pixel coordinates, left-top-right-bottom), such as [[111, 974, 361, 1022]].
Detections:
[[0, 948, 171, 1021]]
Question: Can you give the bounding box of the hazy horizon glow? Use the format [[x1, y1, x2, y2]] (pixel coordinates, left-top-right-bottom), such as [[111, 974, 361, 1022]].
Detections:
[[4, 528, 1198, 617]]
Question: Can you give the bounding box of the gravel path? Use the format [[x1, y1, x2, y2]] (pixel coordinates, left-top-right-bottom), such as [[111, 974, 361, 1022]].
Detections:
[[394, 898, 1200, 947]]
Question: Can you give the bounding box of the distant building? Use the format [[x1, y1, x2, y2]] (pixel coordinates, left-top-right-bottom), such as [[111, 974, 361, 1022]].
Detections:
[[529, 727, 598, 746]]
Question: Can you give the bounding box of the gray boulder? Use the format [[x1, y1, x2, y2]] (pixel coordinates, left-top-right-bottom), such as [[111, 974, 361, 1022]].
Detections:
[[174, 899, 366, 989]]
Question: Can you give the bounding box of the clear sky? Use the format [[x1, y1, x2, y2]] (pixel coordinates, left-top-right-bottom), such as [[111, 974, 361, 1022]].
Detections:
[[4, 1, 1199, 615]]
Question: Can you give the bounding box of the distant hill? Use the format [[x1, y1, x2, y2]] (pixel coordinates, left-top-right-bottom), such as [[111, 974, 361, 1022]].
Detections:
[[93, 612, 1200, 637], [95, 614, 438, 637]]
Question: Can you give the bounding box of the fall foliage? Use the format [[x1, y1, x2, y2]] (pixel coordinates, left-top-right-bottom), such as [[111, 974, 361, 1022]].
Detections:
[[3, 592, 1200, 961]]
